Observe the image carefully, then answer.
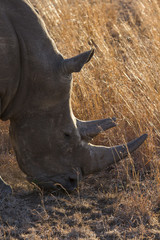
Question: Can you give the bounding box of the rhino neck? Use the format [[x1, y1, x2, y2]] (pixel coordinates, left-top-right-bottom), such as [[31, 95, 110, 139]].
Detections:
[[1, 0, 63, 120]]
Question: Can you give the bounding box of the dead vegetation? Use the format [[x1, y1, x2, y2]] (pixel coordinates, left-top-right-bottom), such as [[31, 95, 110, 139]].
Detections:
[[0, 0, 160, 239]]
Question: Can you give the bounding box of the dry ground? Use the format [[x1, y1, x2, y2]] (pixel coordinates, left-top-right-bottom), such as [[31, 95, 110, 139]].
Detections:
[[0, 0, 160, 239]]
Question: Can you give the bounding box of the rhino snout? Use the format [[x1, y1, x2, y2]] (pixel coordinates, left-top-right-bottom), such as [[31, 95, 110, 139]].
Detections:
[[27, 170, 82, 192]]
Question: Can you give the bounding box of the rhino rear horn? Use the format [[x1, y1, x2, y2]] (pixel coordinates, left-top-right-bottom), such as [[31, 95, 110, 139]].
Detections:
[[63, 49, 94, 74], [77, 117, 116, 141]]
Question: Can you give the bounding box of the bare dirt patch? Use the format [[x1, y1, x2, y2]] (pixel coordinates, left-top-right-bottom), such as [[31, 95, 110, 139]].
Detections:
[[0, 151, 160, 239]]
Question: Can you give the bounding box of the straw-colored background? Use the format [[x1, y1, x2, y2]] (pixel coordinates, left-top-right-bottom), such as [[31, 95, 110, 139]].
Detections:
[[0, 0, 160, 239]]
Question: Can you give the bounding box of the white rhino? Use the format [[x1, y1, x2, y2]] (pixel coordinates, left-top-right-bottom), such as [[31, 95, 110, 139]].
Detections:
[[0, 0, 147, 195]]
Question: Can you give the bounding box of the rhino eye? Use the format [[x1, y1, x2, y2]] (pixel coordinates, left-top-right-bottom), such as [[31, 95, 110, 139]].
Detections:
[[64, 133, 70, 138]]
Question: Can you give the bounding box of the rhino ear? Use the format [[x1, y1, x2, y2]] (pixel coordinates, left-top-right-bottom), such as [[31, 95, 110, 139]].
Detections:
[[63, 49, 94, 74]]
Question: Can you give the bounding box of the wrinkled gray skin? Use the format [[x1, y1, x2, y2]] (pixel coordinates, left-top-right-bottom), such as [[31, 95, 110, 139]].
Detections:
[[0, 0, 147, 194]]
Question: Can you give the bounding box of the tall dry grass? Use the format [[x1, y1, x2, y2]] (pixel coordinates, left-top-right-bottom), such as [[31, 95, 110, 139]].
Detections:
[[32, 0, 160, 160]]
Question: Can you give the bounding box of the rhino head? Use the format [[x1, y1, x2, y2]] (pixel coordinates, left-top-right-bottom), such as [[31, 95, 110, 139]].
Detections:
[[1, 0, 147, 191]]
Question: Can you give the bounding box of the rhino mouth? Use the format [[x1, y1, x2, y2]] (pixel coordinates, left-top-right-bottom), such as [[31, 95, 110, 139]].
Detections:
[[27, 169, 82, 192]]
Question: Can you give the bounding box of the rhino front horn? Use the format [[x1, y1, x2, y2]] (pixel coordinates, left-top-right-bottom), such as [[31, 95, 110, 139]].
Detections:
[[82, 134, 148, 175]]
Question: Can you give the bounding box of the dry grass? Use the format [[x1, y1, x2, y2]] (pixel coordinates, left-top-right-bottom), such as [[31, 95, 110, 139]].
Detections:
[[0, 0, 160, 239]]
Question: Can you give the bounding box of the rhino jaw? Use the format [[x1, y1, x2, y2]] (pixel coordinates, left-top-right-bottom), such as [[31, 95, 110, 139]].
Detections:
[[27, 169, 82, 192]]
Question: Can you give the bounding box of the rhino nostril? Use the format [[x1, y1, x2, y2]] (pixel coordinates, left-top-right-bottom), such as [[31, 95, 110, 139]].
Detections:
[[69, 177, 77, 186]]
